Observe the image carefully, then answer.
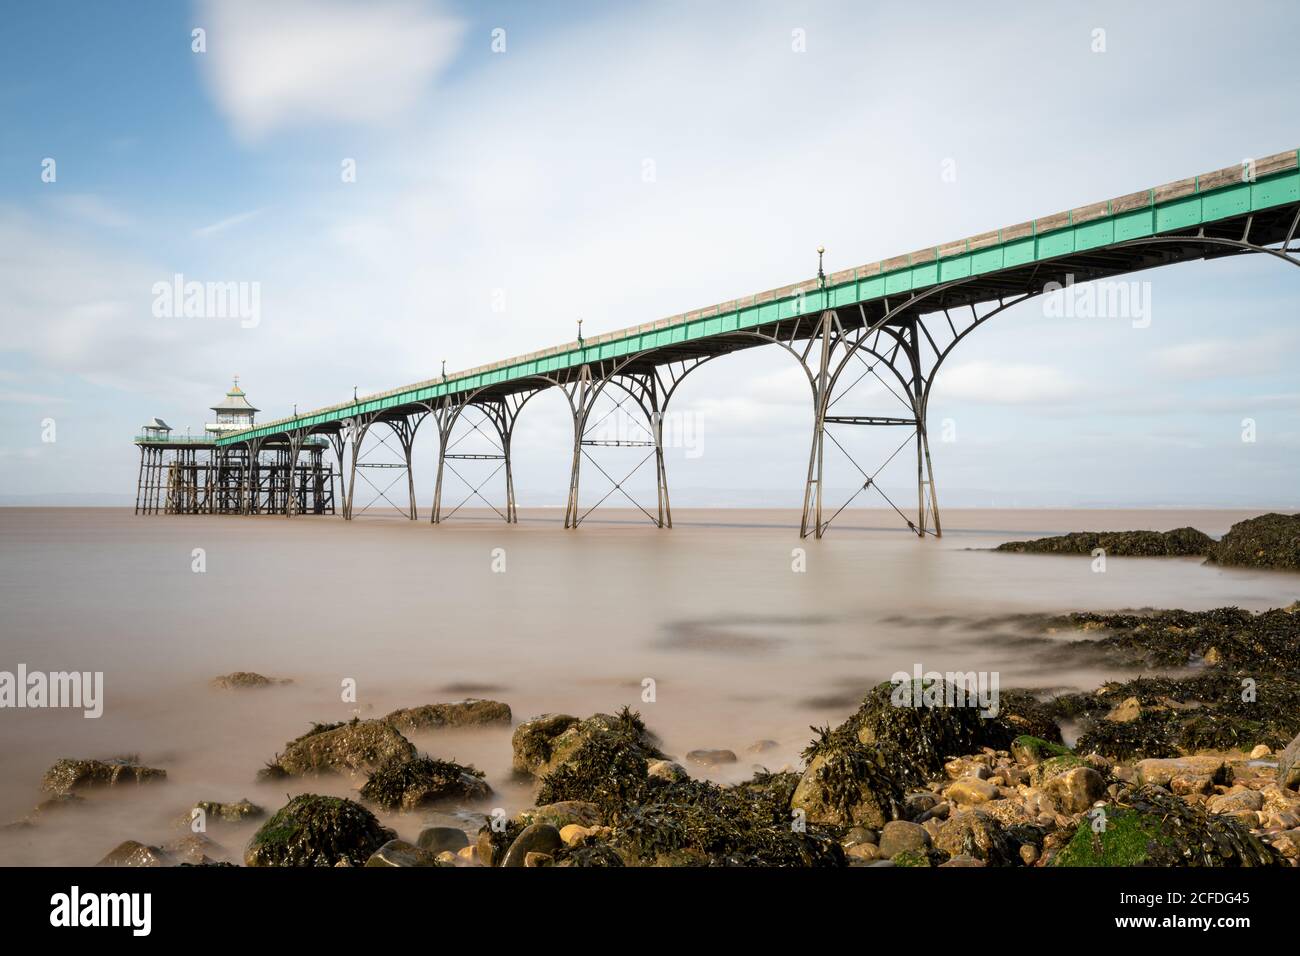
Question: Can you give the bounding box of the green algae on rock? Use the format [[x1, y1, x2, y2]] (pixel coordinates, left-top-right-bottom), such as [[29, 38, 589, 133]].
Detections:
[[1051, 785, 1283, 867], [244, 794, 395, 867]]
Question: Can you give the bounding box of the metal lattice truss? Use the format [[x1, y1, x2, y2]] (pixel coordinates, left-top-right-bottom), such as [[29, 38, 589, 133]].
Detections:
[[205, 200, 1298, 534]]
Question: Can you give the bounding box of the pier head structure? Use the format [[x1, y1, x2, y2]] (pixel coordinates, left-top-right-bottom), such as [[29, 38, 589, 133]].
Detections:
[[133, 380, 337, 515], [142, 150, 1299, 536]]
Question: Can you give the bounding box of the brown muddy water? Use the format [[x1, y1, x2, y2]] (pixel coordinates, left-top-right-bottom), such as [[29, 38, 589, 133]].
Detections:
[[1, 506, 1296, 866]]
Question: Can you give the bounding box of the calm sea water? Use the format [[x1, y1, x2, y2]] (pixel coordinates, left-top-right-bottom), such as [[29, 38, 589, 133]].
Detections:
[[1, 506, 1295, 865]]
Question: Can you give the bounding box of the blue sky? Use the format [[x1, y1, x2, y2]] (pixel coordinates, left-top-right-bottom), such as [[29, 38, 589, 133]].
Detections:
[[1, 0, 1297, 509]]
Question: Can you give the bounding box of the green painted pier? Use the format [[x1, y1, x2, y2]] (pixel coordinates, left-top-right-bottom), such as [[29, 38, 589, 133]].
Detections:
[[165, 149, 1300, 536]]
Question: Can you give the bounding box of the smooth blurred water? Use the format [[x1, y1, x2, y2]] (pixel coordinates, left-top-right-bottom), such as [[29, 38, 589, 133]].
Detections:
[[1, 506, 1295, 865]]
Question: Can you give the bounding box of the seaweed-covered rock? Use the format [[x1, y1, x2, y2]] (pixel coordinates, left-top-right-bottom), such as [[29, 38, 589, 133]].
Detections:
[[41, 757, 166, 795], [1207, 513, 1300, 570], [815, 679, 1016, 783], [511, 714, 581, 776], [512, 709, 663, 780], [531, 709, 664, 817], [359, 756, 491, 811], [210, 671, 291, 689], [614, 772, 844, 866], [553, 842, 626, 867], [790, 742, 907, 828], [995, 527, 1212, 557], [244, 794, 395, 867], [261, 718, 416, 779], [1051, 786, 1283, 866], [384, 698, 512, 732]]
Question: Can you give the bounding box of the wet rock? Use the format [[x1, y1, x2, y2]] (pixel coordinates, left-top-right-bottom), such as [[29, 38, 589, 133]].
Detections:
[[1250, 744, 1271, 759], [686, 749, 738, 767], [747, 739, 779, 754], [42, 757, 166, 795], [1020, 844, 1040, 865], [1278, 731, 1300, 791], [210, 671, 291, 689], [1135, 756, 1230, 789], [944, 777, 997, 806], [939, 854, 986, 867], [1051, 785, 1283, 867], [359, 756, 490, 811], [524, 851, 553, 867], [164, 833, 226, 865], [244, 794, 395, 867], [878, 820, 930, 858], [647, 759, 689, 783], [384, 698, 512, 732], [189, 798, 264, 827], [1042, 766, 1106, 814], [841, 826, 877, 847], [510, 713, 581, 776], [1206, 513, 1300, 570], [560, 824, 596, 845], [500, 822, 563, 867], [846, 842, 881, 861], [1206, 789, 1264, 815], [934, 809, 1017, 866], [97, 841, 174, 867], [262, 718, 416, 779], [365, 839, 448, 867], [1105, 697, 1143, 723], [416, 826, 470, 854], [995, 527, 1212, 557]]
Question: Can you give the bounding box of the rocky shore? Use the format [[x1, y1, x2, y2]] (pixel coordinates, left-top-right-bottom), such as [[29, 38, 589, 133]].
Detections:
[[994, 512, 1300, 569], [7, 602, 1300, 868]]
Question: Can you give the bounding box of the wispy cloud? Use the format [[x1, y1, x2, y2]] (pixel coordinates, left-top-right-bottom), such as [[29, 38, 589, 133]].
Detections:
[[193, 208, 263, 238], [196, 0, 466, 141]]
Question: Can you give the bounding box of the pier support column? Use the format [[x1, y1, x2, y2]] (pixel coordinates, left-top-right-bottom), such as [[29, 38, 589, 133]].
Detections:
[[799, 310, 836, 539]]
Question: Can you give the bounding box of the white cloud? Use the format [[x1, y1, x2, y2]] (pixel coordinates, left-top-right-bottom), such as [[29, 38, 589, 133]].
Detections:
[[1153, 336, 1292, 380], [197, 0, 466, 141], [938, 361, 1081, 405]]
